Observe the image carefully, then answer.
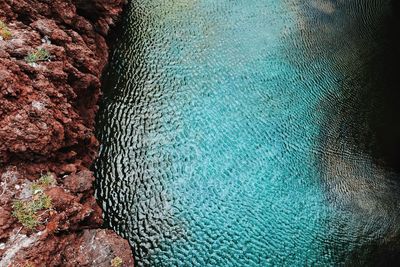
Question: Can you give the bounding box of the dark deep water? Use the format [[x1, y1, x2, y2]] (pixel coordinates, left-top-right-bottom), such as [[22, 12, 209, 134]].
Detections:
[[95, 0, 400, 265]]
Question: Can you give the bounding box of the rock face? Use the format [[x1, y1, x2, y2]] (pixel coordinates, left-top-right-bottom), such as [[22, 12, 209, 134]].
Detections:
[[0, 0, 134, 266]]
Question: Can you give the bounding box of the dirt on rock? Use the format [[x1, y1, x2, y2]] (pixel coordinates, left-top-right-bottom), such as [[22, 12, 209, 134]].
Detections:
[[0, 0, 133, 266]]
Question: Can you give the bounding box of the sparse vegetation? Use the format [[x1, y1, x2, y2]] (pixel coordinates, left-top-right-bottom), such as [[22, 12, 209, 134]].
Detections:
[[31, 173, 56, 194], [111, 256, 123, 267], [25, 48, 51, 64], [12, 194, 52, 229], [12, 173, 55, 229], [0, 20, 12, 40]]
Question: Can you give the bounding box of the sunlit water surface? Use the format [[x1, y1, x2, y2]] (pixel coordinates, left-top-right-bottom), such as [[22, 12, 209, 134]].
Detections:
[[95, 0, 400, 265]]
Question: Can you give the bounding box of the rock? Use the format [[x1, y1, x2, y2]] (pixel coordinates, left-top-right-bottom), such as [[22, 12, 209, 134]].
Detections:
[[0, 207, 14, 240], [6, 230, 134, 266], [64, 170, 95, 193], [0, 0, 132, 265], [61, 229, 135, 267], [45, 187, 76, 210]]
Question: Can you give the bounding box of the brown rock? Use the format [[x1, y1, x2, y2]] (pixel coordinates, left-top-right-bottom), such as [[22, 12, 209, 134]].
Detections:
[[62, 229, 134, 267], [64, 169, 95, 193], [46, 187, 76, 210], [7, 230, 133, 267], [0, 207, 14, 239], [0, 0, 132, 265]]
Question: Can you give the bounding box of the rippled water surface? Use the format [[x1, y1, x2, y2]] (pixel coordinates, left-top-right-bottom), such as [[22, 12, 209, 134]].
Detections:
[[95, 0, 400, 265]]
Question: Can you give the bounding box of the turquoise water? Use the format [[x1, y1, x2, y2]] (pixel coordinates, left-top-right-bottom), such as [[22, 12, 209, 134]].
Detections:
[[95, 0, 400, 265]]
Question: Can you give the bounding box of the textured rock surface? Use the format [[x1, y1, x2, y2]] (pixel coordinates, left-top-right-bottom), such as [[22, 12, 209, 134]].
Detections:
[[0, 0, 133, 265]]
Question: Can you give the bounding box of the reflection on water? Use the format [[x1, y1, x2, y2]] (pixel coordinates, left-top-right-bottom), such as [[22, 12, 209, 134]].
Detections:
[[95, 0, 400, 265]]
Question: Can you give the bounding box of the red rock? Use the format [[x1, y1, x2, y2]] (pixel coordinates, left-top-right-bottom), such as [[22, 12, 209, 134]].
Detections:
[[61, 229, 134, 267], [63, 169, 95, 193], [8, 230, 134, 267], [60, 163, 78, 174], [0, 207, 14, 239], [0, 0, 132, 265], [31, 19, 71, 44], [46, 187, 76, 210]]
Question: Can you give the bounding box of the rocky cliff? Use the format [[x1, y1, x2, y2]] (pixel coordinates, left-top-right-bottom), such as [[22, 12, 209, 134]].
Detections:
[[0, 0, 134, 266]]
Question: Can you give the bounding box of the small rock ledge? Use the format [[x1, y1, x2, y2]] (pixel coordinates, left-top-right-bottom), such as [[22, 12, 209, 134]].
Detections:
[[0, 0, 133, 266]]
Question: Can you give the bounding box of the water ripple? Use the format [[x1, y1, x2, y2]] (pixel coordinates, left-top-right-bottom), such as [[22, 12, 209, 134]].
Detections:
[[95, 0, 400, 266]]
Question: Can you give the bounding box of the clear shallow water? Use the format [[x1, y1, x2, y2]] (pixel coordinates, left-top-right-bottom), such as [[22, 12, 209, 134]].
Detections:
[[95, 0, 400, 265]]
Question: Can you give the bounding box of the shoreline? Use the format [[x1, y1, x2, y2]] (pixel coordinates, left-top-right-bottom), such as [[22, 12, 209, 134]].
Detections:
[[0, 0, 133, 266]]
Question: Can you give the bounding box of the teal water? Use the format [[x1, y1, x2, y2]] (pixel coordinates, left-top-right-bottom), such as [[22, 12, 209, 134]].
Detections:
[[95, 0, 400, 265]]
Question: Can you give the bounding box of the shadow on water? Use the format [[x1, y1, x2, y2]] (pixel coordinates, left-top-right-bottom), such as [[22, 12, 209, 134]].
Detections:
[[307, 0, 400, 265], [335, 0, 400, 173], [347, 1, 400, 264], [295, 0, 400, 170], [361, 0, 400, 173], [94, 4, 140, 262], [95, 3, 187, 264]]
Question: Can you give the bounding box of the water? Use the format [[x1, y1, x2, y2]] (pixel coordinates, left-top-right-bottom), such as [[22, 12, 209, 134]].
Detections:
[[95, 0, 400, 265]]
